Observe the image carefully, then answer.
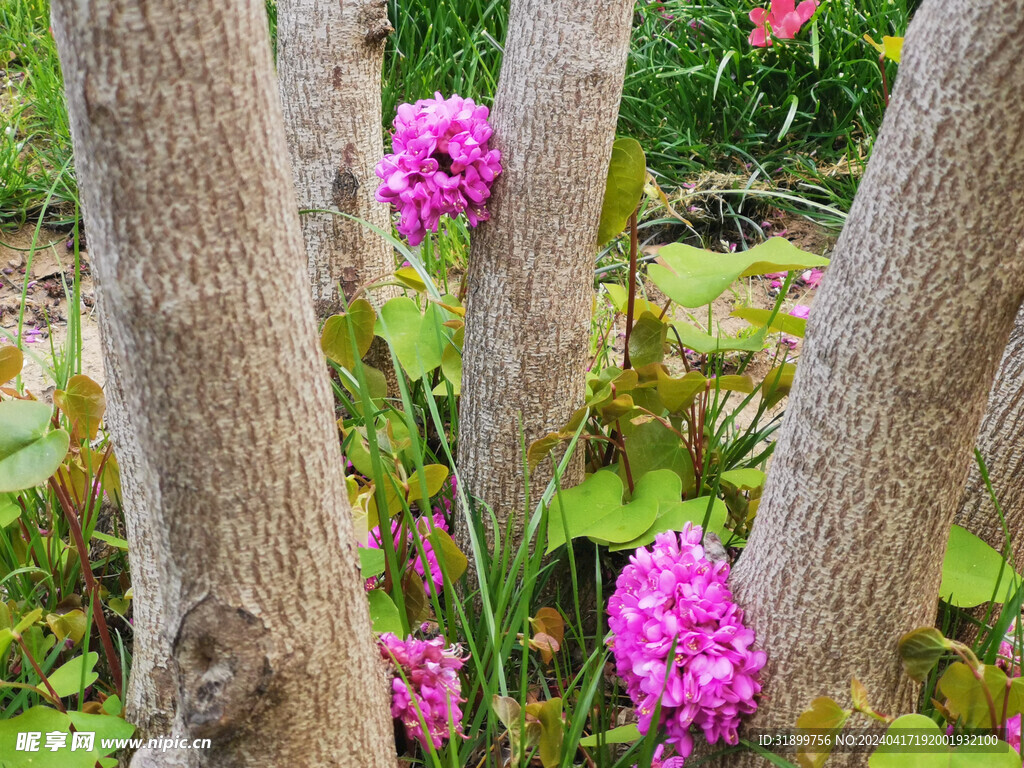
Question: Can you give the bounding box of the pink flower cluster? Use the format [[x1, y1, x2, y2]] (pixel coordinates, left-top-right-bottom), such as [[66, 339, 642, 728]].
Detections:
[[379, 633, 468, 749], [749, 0, 819, 47], [607, 525, 766, 760], [376, 93, 502, 246], [367, 513, 449, 595]]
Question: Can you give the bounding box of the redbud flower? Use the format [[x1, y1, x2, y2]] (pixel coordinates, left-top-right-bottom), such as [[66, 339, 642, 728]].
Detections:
[[379, 633, 468, 749], [376, 93, 502, 246], [749, 0, 819, 48], [607, 525, 766, 760], [366, 513, 449, 595]]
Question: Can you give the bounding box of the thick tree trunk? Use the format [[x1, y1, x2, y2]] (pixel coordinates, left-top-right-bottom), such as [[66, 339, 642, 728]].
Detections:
[[457, 0, 634, 553], [724, 2, 1024, 764], [50, 2, 396, 767], [277, 0, 394, 318], [99, 341, 178, 744], [954, 305, 1024, 565]]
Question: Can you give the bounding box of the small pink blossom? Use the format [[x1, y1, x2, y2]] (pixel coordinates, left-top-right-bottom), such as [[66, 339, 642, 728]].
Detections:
[[379, 633, 468, 749], [789, 304, 811, 319], [365, 513, 449, 595], [607, 526, 766, 759], [376, 93, 502, 246], [749, 0, 819, 47], [764, 271, 787, 289]]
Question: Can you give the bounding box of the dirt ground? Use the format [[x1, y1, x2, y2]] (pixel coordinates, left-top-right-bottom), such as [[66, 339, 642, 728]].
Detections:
[[0, 225, 105, 399]]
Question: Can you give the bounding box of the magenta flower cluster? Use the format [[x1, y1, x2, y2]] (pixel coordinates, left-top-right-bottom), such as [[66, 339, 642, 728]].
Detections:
[[367, 513, 449, 595], [379, 633, 468, 749], [607, 525, 766, 760], [376, 93, 502, 246]]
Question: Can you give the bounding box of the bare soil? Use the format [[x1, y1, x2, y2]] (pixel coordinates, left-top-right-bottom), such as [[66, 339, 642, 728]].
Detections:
[[0, 225, 105, 399]]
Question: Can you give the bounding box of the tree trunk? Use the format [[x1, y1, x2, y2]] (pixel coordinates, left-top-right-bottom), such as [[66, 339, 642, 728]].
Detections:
[[277, 0, 395, 318], [457, 0, 634, 554], [724, 2, 1024, 764], [954, 305, 1024, 566], [99, 340, 178, 745], [50, 2, 396, 767]]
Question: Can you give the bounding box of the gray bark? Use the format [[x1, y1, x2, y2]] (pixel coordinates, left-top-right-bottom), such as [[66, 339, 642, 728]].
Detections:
[[49, 1, 397, 766], [954, 305, 1024, 566], [277, 0, 395, 318], [725, 1, 1024, 764], [457, 0, 635, 552]]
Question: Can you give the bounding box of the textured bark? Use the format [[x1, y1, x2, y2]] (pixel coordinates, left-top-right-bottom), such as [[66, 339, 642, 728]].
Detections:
[[954, 305, 1024, 565], [277, 0, 395, 319], [99, 333, 178, 744], [723, 2, 1024, 765], [457, 0, 634, 552], [50, 2, 396, 767]]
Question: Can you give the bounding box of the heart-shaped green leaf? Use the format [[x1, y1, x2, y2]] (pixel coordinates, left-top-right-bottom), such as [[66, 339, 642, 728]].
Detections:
[[367, 589, 403, 635], [0, 400, 70, 493], [627, 312, 667, 367], [53, 374, 106, 441], [320, 298, 377, 370], [598, 138, 646, 246], [898, 627, 952, 683], [43, 651, 99, 698], [941, 525, 1022, 607], [610, 494, 730, 551], [0, 346, 23, 384], [869, 714, 1022, 767], [649, 239, 829, 308], [375, 297, 448, 380]]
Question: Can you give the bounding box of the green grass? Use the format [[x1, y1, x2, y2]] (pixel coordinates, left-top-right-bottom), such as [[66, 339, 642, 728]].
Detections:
[[0, 0, 76, 227], [1, 0, 918, 227]]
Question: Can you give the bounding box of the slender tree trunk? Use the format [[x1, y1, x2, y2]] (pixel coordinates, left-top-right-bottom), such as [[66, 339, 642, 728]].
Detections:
[[954, 305, 1024, 565], [277, 0, 395, 318], [724, 2, 1024, 764], [50, 2, 396, 767], [457, 0, 634, 553]]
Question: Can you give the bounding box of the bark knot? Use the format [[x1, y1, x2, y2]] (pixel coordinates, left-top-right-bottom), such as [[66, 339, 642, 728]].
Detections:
[[172, 596, 272, 739]]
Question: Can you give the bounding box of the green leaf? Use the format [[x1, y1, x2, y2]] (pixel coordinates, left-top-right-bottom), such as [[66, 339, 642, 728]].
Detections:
[[627, 312, 666, 368], [375, 297, 447, 380], [0, 493, 20, 527], [0, 400, 70, 493], [940, 525, 1022, 607], [359, 547, 386, 580], [603, 283, 662, 319], [90, 531, 129, 550], [578, 723, 642, 747], [619, 418, 695, 491], [367, 589, 403, 635], [597, 138, 646, 246], [0, 345, 24, 384], [421, 523, 468, 584], [719, 468, 766, 491], [53, 374, 106, 441], [67, 709, 135, 742], [869, 714, 1022, 768], [671, 321, 766, 355], [610, 495, 730, 551], [795, 697, 851, 768], [439, 326, 463, 395], [731, 307, 807, 338], [938, 662, 1022, 728], [536, 698, 564, 768], [320, 299, 377, 370], [584, 470, 681, 546], [761, 363, 797, 409], [898, 627, 952, 683], [546, 472, 628, 553], [42, 651, 99, 698], [648, 239, 829, 308]]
